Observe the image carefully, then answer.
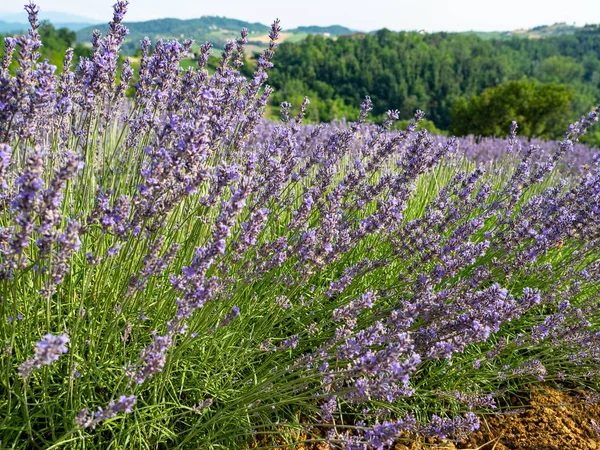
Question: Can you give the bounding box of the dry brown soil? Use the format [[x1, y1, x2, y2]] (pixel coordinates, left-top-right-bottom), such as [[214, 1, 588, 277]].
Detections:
[[451, 387, 600, 450], [290, 386, 600, 450]]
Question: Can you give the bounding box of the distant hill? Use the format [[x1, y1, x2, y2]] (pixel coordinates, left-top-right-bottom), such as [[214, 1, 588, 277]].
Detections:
[[461, 22, 590, 40], [74, 17, 357, 55], [76, 17, 273, 54], [0, 20, 27, 34], [288, 25, 355, 36], [0, 10, 99, 32]]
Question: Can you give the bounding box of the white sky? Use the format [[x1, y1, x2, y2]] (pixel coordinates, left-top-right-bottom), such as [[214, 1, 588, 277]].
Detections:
[[1, 0, 599, 32]]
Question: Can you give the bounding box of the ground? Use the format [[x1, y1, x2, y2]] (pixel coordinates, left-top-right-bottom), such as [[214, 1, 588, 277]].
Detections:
[[395, 386, 600, 450], [286, 385, 600, 450]]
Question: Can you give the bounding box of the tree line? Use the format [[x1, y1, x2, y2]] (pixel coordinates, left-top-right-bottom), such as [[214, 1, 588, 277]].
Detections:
[[267, 26, 600, 144]]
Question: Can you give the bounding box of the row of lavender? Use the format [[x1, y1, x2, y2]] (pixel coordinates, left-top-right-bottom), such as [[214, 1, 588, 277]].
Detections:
[[1, 2, 600, 449], [252, 119, 600, 175]]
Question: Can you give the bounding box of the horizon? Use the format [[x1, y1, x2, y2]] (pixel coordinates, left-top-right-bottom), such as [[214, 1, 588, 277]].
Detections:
[[1, 0, 600, 33]]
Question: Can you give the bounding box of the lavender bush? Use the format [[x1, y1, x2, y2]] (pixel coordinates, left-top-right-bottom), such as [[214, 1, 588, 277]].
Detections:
[[1, 2, 600, 449]]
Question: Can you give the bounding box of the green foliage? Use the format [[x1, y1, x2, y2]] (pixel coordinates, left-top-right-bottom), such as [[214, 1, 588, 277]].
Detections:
[[450, 80, 574, 139], [76, 17, 272, 55], [38, 21, 75, 51], [533, 55, 585, 84], [268, 28, 600, 136], [288, 25, 354, 36], [1, 21, 92, 70], [38, 21, 92, 65], [270, 79, 360, 122], [580, 128, 600, 147]]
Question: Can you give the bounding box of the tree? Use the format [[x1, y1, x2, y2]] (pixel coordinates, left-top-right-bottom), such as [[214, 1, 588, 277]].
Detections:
[[450, 80, 574, 139], [533, 56, 585, 84], [268, 26, 600, 131]]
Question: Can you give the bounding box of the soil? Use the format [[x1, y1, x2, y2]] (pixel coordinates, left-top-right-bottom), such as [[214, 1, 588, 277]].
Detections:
[[395, 386, 600, 450], [254, 386, 600, 449]]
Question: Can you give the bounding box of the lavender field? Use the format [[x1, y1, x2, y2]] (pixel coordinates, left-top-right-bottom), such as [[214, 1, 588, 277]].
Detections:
[[1, 2, 600, 449]]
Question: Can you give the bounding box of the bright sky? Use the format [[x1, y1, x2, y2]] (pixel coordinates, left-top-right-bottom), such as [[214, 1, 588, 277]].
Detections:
[[1, 0, 599, 32]]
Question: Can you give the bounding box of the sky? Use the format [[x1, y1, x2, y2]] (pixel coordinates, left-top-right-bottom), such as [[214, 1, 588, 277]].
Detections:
[[1, 0, 600, 32]]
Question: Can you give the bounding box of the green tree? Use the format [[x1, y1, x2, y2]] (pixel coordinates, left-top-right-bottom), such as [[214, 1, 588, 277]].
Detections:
[[268, 26, 600, 130], [533, 56, 585, 84], [450, 80, 574, 139]]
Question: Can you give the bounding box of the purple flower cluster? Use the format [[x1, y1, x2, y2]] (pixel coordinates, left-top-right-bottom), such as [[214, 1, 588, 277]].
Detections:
[[18, 333, 69, 378], [127, 331, 172, 385], [326, 411, 478, 449], [75, 395, 136, 429]]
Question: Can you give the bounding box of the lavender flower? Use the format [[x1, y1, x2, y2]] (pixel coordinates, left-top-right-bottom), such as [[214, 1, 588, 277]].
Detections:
[[127, 332, 172, 385], [279, 335, 299, 351], [75, 395, 136, 429], [219, 305, 240, 327], [18, 333, 69, 378]]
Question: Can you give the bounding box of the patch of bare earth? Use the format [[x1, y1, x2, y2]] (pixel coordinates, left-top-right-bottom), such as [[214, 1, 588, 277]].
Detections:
[[454, 386, 600, 450], [394, 387, 600, 450], [252, 387, 600, 449]]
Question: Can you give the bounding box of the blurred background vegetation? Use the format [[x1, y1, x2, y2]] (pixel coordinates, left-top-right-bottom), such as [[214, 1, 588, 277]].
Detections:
[[266, 27, 600, 145]]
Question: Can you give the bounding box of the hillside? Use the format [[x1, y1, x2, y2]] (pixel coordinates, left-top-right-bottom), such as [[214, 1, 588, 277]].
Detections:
[[76, 16, 273, 54], [462, 22, 588, 40], [72, 15, 600, 56], [287, 25, 354, 36], [2, 9, 592, 55], [0, 10, 98, 32]]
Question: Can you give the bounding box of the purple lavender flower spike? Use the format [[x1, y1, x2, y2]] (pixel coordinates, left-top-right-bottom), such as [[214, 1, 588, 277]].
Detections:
[[127, 332, 172, 385], [219, 305, 240, 328], [76, 395, 136, 429], [18, 333, 69, 378]]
